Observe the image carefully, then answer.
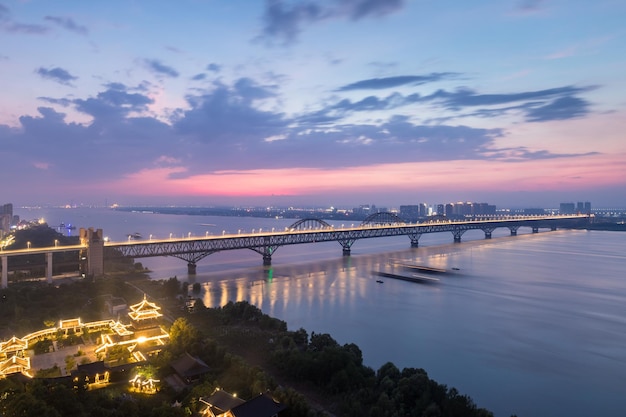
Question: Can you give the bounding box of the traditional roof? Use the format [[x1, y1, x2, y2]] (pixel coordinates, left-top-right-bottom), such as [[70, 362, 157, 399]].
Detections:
[[75, 360, 108, 376], [128, 294, 163, 321], [110, 320, 133, 336], [0, 355, 31, 376], [230, 393, 286, 417], [200, 389, 245, 415], [171, 352, 210, 380], [0, 336, 28, 353], [59, 318, 82, 329]]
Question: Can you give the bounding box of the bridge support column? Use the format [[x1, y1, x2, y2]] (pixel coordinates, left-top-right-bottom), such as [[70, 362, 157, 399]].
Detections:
[[342, 248, 351, 256], [509, 226, 519, 236], [551, 226, 557, 231], [1, 256, 7, 289], [263, 254, 272, 265], [532, 227, 539, 233], [79, 228, 104, 277], [187, 262, 197, 275], [452, 228, 465, 243], [409, 233, 422, 248], [46, 252, 53, 284], [484, 232, 492, 239]]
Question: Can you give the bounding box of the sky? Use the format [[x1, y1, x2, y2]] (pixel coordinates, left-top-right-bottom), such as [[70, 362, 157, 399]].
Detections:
[[1, 0, 625, 209]]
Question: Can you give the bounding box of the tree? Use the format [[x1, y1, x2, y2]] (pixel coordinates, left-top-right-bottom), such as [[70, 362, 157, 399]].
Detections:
[[169, 317, 201, 355]]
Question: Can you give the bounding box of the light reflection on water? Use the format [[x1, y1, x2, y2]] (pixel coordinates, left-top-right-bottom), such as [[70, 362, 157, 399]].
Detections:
[[16, 208, 626, 417]]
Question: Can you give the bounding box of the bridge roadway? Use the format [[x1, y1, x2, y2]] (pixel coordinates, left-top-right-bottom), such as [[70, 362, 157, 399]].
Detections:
[[0, 213, 589, 285], [107, 213, 588, 273]]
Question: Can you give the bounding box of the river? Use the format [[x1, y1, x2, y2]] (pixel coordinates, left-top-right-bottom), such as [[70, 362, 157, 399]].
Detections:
[[15, 207, 626, 417]]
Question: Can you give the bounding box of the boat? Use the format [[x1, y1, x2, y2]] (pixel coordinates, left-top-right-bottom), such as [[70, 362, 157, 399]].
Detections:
[[376, 280, 384, 284], [373, 270, 439, 284]]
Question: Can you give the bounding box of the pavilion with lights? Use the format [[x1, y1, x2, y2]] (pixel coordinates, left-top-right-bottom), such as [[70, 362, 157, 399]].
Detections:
[[96, 294, 170, 362], [0, 294, 170, 379]]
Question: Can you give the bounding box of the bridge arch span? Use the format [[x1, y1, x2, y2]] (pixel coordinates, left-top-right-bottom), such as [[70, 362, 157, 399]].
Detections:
[[289, 218, 333, 230], [361, 212, 407, 226]]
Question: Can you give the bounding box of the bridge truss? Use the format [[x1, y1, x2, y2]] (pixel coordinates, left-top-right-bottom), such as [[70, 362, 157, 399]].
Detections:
[[106, 214, 588, 273]]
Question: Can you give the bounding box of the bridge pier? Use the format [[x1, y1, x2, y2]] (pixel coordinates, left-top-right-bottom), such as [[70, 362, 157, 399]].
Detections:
[[46, 252, 53, 284], [408, 232, 422, 248], [509, 226, 520, 236], [1, 256, 7, 289], [79, 228, 104, 277], [342, 248, 351, 256], [451, 228, 465, 243], [263, 254, 272, 265], [484, 232, 492, 239], [532, 227, 539, 233], [187, 262, 197, 275], [551, 226, 557, 231]]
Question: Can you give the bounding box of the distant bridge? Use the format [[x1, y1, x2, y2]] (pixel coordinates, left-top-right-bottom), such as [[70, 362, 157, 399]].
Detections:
[[0, 213, 589, 287]]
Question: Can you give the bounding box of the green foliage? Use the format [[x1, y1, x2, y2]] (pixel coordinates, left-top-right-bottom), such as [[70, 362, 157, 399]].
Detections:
[[168, 317, 202, 356], [271, 332, 493, 417]]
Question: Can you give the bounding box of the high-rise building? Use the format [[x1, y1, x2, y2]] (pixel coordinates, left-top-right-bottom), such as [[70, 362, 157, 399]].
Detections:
[[1, 203, 13, 235], [559, 203, 576, 214]]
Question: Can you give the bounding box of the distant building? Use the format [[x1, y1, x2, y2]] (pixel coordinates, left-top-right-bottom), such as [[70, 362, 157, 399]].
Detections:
[[1, 203, 13, 236], [399, 204, 428, 222], [523, 208, 546, 215], [559, 203, 576, 214]]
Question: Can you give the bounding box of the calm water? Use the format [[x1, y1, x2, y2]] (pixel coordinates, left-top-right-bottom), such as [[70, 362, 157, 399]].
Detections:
[[17, 207, 626, 417]]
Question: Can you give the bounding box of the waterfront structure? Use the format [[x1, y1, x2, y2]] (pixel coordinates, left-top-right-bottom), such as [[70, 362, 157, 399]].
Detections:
[[0, 213, 589, 283]]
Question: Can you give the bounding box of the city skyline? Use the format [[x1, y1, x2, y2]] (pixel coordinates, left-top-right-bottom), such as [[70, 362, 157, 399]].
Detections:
[[1, 0, 625, 208]]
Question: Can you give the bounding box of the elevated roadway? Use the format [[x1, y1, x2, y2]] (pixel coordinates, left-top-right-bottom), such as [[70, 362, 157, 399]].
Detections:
[[1, 213, 589, 286]]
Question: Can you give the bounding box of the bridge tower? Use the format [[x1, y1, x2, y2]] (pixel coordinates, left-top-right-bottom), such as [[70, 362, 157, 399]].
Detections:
[[80, 228, 104, 278]]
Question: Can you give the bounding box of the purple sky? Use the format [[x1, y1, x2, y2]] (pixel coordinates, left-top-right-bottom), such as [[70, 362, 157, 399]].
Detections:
[[1, 0, 625, 209]]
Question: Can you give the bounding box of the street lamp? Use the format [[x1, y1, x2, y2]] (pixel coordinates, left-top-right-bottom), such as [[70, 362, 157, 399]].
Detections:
[[27, 241, 31, 249], [169, 233, 173, 239], [54, 239, 58, 247]]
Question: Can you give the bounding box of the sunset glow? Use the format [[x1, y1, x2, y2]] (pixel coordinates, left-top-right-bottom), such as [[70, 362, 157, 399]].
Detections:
[[1, 0, 624, 208]]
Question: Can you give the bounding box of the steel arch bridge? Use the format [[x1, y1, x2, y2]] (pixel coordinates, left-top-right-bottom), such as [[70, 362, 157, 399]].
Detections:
[[101, 213, 589, 274]]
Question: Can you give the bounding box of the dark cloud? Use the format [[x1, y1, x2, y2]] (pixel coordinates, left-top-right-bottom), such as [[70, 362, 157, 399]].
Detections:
[[301, 83, 595, 126], [260, 0, 405, 44], [73, 85, 154, 121], [516, 0, 544, 13], [207, 63, 221, 72], [191, 73, 207, 81], [0, 75, 597, 195], [525, 96, 590, 122], [426, 85, 595, 109], [174, 79, 285, 144], [0, 3, 9, 19], [144, 59, 179, 78], [337, 73, 457, 91], [36, 67, 78, 86], [0, 4, 48, 34], [342, 0, 405, 20], [44, 15, 88, 35]]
